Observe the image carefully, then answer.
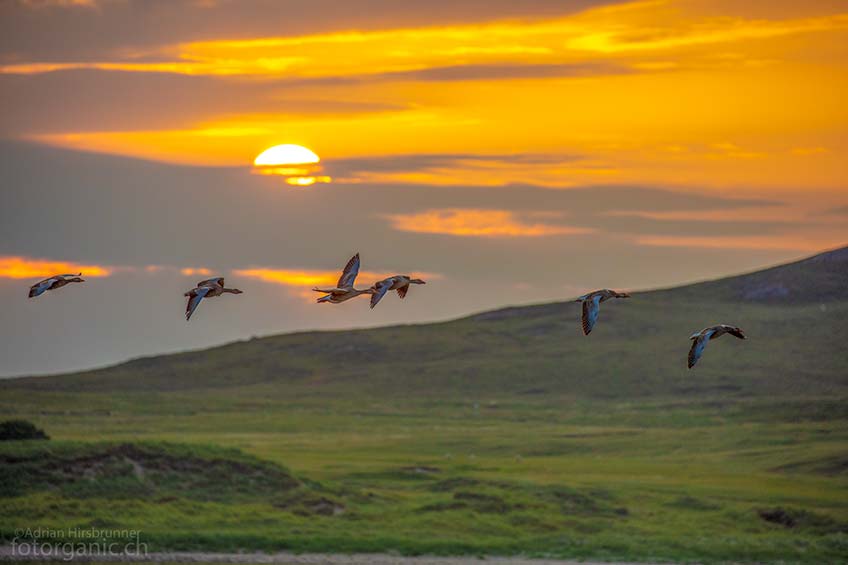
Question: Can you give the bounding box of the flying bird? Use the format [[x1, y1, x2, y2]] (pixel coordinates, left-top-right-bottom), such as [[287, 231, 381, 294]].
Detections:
[[369, 275, 426, 309], [687, 324, 747, 369], [574, 289, 630, 335], [28, 273, 85, 298], [184, 277, 243, 321], [312, 253, 376, 304]]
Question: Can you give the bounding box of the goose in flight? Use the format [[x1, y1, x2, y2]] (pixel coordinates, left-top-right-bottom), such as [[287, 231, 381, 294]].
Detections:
[[574, 289, 630, 335], [313, 253, 376, 304], [185, 277, 243, 321], [370, 275, 426, 309], [28, 273, 85, 298], [688, 324, 746, 368]]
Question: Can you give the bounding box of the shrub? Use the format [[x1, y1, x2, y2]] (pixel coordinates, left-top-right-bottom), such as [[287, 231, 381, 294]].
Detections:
[[0, 420, 49, 441]]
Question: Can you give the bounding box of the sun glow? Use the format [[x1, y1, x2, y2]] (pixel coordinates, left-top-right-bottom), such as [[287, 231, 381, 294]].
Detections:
[[252, 144, 330, 186], [254, 144, 320, 166]]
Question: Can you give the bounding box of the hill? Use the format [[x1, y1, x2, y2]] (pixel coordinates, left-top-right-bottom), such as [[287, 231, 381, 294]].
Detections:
[[5, 245, 847, 402]]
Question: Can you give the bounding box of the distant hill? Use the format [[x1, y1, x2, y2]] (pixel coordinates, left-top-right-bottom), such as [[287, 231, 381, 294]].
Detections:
[[664, 245, 848, 303], [4, 246, 847, 401]]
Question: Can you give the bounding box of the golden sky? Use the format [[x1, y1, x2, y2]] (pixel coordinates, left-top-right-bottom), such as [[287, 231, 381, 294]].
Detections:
[[2, 0, 846, 196]]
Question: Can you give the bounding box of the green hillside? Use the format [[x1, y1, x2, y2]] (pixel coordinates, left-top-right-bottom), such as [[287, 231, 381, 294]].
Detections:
[[1, 247, 847, 562], [6, 246, 846, 402]]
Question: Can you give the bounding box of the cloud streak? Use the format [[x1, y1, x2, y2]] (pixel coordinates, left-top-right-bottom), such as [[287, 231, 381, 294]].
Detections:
[[384, 209, 595, 237], [0, 256, 112, 279]]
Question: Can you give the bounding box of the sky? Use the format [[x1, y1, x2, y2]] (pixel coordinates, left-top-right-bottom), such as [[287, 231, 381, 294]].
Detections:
[[0, 0, 846, 376]]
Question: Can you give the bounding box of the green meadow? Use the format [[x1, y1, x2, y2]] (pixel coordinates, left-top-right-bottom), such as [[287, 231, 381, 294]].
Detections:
[[1, 249, 847, 563]]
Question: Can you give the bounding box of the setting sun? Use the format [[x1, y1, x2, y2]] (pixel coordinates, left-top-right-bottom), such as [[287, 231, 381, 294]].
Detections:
[[254, 144, 320, 166], [252, 144, 330, 186]]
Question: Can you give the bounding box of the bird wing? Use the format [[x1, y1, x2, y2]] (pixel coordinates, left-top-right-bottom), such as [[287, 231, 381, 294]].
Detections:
[[337, 253, 360, 289], [688, 329, 715, 368], [370, 280, 392, 309], [396, 283, 410, 299], [185, 286, 212, 321], [198, 277, 224, 288], [29, 277, 55, 298], [581, 295, 602, 335], [726, 327, 746, 340]]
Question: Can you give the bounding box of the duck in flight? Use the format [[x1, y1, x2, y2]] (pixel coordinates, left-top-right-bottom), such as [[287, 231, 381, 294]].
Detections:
[[29, 273, 85, 298], [574, 289, 630, 335], [370, 275, 426, 309], [185, 277, 243, 321], [313, 253, 376, 304], [688, 324, 746, 368]]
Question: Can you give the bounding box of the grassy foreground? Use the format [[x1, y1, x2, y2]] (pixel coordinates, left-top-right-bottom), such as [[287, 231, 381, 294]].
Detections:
[[0, 248, 847, 562], [1, 391, 847, 562]]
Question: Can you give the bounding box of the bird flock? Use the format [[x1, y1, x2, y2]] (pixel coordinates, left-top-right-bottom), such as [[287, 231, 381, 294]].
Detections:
[[27, 253, 745, 369]]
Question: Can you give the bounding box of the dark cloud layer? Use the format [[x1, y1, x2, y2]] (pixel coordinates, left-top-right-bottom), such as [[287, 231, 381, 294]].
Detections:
[[0, 69, 407, 135], [1, 0, 626, 63]]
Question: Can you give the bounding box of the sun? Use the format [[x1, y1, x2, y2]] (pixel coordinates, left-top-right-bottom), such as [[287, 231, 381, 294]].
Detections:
[[252, 144, 331, 186], [254, 144, 320, 166]]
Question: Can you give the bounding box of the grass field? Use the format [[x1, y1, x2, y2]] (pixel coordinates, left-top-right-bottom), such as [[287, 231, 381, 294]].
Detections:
[[1, 248, 847, 563]]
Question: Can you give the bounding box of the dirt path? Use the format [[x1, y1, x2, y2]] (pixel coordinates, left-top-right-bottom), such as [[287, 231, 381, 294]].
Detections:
[[0, 547, 663, 564]]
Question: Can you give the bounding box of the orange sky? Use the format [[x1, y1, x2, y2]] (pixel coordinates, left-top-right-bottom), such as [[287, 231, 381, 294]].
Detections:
[[1, 0, 844, 200]]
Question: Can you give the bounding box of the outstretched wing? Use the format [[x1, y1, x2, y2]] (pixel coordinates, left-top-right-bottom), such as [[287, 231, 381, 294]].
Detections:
[[186, 286, 212, 321], [198, 277, 224, 288], [337, 253, 360, 289], [370, 280, 391, 309], [726, 327, 746, 340], [688, 329, 714, 368], [396, 283, 410, 299], [29, 277, 55, 298], [581, 295, 601, 335]]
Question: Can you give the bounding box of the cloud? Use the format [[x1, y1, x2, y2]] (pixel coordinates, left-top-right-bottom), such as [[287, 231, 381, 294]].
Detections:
[[327, 152, 606, 187], [233, 268, 357, 288], [0, 256, 112, 279], [0, 0, 626, 63], [180, 267, 213, 276], [384, 208, 594, 237], [233, 267, 439, 287], [0, 69, 407, 136], [363, 62, 626, 83], [566, 12, 848, 53]]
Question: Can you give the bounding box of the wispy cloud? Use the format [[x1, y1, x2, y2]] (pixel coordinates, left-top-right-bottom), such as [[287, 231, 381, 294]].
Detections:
[[384, 208, 594, 237], [180, 267, 213, 276], [233, 268, 409, 288], [0, 256, 112, 279], [233, 267, 441, 302]]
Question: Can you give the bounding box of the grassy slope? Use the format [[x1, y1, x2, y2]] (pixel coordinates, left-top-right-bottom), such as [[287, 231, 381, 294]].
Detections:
[[1, 248, 847, 562]]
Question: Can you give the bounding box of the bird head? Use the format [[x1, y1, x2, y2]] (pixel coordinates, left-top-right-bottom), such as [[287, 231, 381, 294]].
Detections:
[[410, 278, 426, 285]]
